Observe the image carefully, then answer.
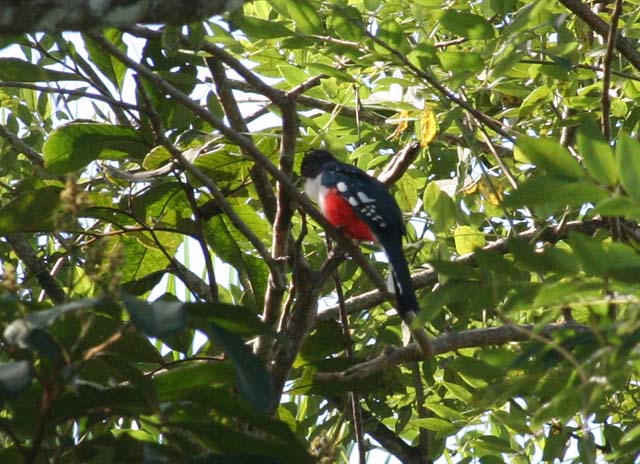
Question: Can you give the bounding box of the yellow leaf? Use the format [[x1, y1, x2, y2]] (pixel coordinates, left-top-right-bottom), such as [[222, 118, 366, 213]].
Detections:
[[462, 177, 503, 205], [462, 178, 479, 195], [419, 107, 437, 146], [386, 110, 410, 140], [478, 177, 503, 205]]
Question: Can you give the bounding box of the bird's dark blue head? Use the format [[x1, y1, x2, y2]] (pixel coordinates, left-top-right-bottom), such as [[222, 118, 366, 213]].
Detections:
[[301, 149, 337, 179]]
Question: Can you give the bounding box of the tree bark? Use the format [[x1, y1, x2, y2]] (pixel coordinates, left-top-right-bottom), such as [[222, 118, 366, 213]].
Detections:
[[0, 0, 244, 35]]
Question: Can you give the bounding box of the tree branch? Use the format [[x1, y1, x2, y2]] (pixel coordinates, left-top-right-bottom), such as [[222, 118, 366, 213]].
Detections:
[[601, 0, 624, 140], [317, 219, 605, 321], [557, 0, 640, 72], [0, 123, 45, 167], [0, 0, 244, 35], [6, 233, 66, 305], [315, 323, 590, 384], [204, 57, 277, 223], [378, 141, 422, 185]]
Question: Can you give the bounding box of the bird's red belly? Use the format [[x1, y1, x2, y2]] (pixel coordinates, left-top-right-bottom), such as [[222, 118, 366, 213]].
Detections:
[[322, 189, 374, 242]]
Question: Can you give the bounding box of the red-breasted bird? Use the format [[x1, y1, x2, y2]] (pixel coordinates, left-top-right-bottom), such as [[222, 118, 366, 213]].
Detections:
[[301, 149, 432, 356]]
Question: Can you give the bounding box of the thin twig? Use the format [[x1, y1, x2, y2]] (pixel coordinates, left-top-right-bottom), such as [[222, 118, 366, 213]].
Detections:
[[329, 239, 366, 464], [0, 81, 140, 110], [601, 0, 624, 140]]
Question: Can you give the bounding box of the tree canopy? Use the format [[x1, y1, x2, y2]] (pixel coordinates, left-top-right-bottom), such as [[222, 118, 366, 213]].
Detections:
[[0, 0, 639, 463]]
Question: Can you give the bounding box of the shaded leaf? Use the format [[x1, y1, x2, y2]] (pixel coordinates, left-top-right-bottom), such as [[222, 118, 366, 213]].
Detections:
[[209, 323, 276, 413], [0, 58, 80, 82], [0, 186, 62, 233], [0, 361, 32, 398], [123, 296, 188, 338]]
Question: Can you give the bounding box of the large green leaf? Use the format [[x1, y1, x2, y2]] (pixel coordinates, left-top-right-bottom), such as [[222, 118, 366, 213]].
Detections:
[[576, 121, 617, 186], [569, 232, 640, 280], [123, 296, 189, 338], [187, 302, 274, 337], [503, 176, 606, 208], [516, 136, 583, 180], [208, 323, 276, 413], [43, 123, 149, 175], [0, 58, 80, 82], [439, 10, 495, 39], [83, 30, 128, 90], [616, 131, 640, 202], [0, 186, 63, 233]]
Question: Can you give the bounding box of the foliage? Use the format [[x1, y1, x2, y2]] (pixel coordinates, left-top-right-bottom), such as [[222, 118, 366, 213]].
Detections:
[[0, 0, 640, 463]]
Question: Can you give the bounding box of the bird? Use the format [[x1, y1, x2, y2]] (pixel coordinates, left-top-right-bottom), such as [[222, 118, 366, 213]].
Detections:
[[301, 149, 432, 356]]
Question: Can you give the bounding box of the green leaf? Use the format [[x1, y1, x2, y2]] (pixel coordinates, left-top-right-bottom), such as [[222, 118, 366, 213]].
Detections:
[[504, 176, 607, 208], [83, 30, 128, 90], [306, 63, 354, 82], [208, 323, 276, 413], [187, 302, 274, 337], [616, 131, 640, 202], [569, 232, 640, 280], [238, 16, 294, 39], [0, 361, 32, 398], [411, 417, 460, 436], [516, 136, 583, 180], [440, 10, 495, 39], [423, 182, 456, 233], [0, 58, 80, 82], [282, 0, 323, 34], [408, 42, 439, 69], [328, 6, 363, 41], [123, 296, 188, 338], [375, 19, 410, 55], [594, 196, 640, 220], [576, 120, 617, 185], [43, 123, 149, 175], [454, 225, 486, 254], [519, 85, 552, 115], [437, 51, 484, 73], [0, 186, 62, 233]]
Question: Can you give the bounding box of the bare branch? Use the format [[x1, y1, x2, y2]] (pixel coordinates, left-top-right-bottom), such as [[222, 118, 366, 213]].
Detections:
[[557, 0, 640, 72], [315, 323, 590, 384], [378, 141, 421, 185], [6, 233, 66, 305], [0, 0, 244, 35], [601, 0, 624, 140], [0, 82, 140, 111]]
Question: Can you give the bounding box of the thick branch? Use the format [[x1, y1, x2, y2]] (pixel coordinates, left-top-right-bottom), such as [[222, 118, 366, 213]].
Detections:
[[557, 0, 640, 72], [378, 141, 422, 185], [0, 0, 243, 35]]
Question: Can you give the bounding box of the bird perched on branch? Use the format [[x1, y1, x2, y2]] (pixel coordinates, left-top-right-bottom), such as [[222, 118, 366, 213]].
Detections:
[[301, 149, 432, 357]]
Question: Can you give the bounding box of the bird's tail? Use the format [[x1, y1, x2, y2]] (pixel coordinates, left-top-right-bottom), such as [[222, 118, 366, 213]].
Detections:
[[382, 239, 419, 317], [382, 239, 433, 357]]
